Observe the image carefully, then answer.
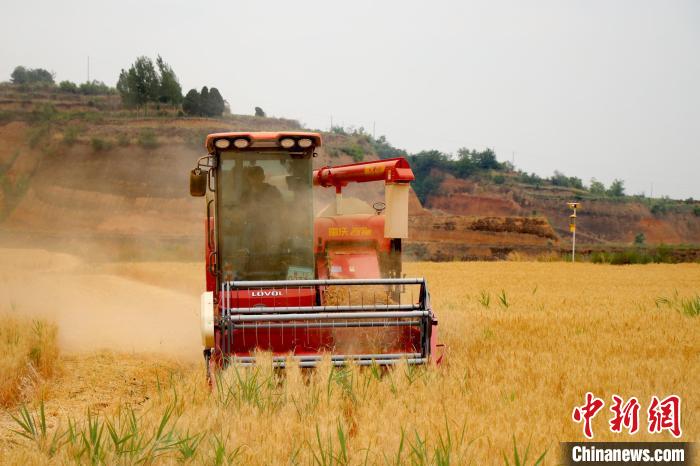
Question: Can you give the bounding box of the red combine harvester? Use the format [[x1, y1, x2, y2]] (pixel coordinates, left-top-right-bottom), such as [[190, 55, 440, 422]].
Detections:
[[189, 131, 440, 374]]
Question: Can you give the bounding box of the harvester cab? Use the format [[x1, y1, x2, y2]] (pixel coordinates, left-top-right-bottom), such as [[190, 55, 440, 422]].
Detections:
[[190, 131, 440, 373]]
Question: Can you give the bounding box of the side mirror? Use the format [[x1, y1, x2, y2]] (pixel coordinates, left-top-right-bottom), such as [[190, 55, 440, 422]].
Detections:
[[190, 168, 207, 197]]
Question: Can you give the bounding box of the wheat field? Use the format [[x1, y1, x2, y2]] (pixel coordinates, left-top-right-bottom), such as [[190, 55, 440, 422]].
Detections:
[[1, 260, 698, 465], [0, 316, 58, 408]]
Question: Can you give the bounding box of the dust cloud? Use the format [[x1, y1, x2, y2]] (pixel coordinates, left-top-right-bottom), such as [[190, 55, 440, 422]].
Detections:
[[0, 247, 202, 361], [0, 139, 208, 361]]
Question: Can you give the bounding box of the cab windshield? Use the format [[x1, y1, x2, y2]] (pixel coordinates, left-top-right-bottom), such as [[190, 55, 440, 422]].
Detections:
[[217, 151, 314, 281]]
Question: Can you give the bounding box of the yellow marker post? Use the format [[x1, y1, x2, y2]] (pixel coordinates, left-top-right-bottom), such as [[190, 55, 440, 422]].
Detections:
[[567, 202, 580, 262]]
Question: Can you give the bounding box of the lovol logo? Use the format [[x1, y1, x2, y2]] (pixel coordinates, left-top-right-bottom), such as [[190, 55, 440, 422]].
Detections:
[[251, 290, 283, 297]]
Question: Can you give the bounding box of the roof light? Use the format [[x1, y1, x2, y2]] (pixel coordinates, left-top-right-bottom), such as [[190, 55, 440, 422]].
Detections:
[[279, 138, 295, 149], [214, 139, 231, 149], [298, 138, 313, 148], [233, 138, 250, 149]]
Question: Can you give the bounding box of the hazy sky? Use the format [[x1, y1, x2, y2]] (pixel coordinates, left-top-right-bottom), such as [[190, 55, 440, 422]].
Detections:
[[2, 0, 698, 198]]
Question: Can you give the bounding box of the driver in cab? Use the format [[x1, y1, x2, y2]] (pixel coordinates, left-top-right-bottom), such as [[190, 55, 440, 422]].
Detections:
[[241, 165, 282, 204], [221, 164, 286, 279]]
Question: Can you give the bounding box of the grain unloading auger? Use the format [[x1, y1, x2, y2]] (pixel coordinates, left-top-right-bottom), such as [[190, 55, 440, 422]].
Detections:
[[190, 131, 441, 375]]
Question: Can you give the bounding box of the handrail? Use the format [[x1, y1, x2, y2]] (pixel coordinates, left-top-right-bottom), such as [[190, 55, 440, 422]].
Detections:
[[227, 278, 425, 287]]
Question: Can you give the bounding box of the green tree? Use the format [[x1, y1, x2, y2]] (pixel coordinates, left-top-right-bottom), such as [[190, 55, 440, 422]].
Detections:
[[255, 106, 266, 117], [200, 87, 209, 110], [370, 135, 404, 159], [406, 150, 449, 203], [568, 176, 584, 189], [205, 87, 225, 116], [551, 171, 566, 186], [79, 80, 112, 95], [116, 56, 160, 114], [518, 171, 543, 186], [412, 173, 444, 205], [116, 69, 133, 105], [133, 56, 160, 112], [10, 66, 54, 85], [408, 150, 449, 173], [156, 55, 183, 106], [10, 66, 28, 84], [589, 178, 606, 195], [607, 179, 625, 197], [634, 232, 646, 245], [455, 148, 477, 177], [59, 80, 78, 93], [471, 148, 501, 170], [182, 89, 201, 116], [550, 170, 582, 189], [29, 68, 55, 85]]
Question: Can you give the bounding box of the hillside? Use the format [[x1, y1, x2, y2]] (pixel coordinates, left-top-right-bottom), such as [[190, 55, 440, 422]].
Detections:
[[0, 88, 391, 259], [1, 85, 698, 262], [422, 172, 700, 246]]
